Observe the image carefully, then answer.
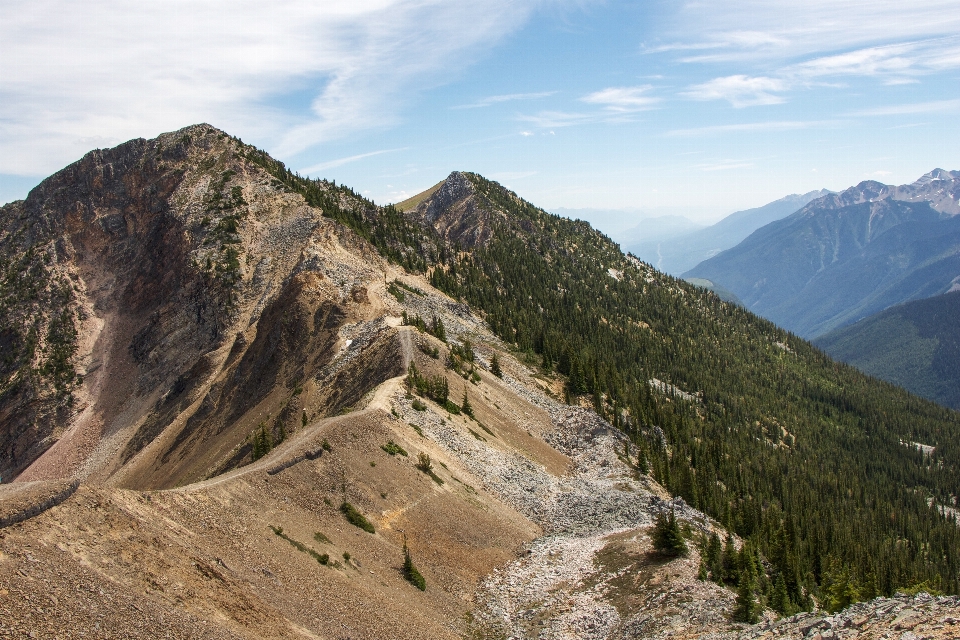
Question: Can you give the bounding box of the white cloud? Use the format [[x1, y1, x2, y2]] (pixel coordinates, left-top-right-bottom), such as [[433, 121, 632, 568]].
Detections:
[[797, 38, 960, 83], [452, 91, 557, 109], [0, 0, 558, 176], [850, 99, 960, 117], [300, 148, 405, 174], [682, 75, 787, 107], [581, 86, 659, 111], [651, 1, 960, 101], [660, 1, 960, 63], [517, 110, 595, 128], [666, 120, 835, 137]]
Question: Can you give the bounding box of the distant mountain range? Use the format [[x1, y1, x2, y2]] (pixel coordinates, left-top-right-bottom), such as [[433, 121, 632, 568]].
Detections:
[[686, 170, 960, 339], [815, 291, 960, 410], [627, 190, 831, 275]]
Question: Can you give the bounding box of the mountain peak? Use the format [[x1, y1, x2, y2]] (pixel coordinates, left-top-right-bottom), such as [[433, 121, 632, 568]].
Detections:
[[398, 170, 501, 248], [798, 170, 960, 216]]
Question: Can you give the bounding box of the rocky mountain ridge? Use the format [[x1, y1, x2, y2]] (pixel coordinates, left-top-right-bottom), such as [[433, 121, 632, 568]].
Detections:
[[2, 126, 960, 638], [686, 169, 960, 338]]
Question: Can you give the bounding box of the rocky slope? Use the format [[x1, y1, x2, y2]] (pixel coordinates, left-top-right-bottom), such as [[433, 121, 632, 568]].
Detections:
[[2, 127, 959, 638], [686, 170, 960, 338], [0, 125, 400, 487]]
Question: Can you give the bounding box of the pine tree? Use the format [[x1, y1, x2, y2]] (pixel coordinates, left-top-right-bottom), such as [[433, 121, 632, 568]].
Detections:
[[734, 569, 759, 623], [722, 533, 738, 583], [651, 509, 688, 557], [490, 353, 502, 378], [771, 573, 793, 616], [403, 538, 426, 591], [430, 315, 446, 342], [461, 388, 474, 418]]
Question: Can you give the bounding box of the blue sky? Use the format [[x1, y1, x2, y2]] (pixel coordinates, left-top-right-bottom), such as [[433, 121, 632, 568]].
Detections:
[[2, 0, 959, 225]]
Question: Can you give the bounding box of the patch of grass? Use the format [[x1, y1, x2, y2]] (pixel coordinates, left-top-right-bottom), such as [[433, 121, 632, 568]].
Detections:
[[314, 532, 332, 544], [321, 439, 332, 451], [410, 423, 425, 437], [411, 399, 427, 411], [340, 502, 376, 533], [381, 440, 408, 456]]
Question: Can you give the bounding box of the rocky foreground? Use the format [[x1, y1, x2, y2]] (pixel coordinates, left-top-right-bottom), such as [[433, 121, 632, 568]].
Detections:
[[2, 125, 958, 639]]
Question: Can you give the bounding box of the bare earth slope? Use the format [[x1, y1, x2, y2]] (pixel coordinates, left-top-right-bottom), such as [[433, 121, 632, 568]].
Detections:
[[2, 128, 958, 639], [0, 124, 399, 488]]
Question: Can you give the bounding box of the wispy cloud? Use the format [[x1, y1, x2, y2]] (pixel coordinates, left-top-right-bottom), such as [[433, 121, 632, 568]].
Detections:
[[659, 1, 960, 64], [666, 120, 835, 137], [682, 75, 786, 107], [581, 86, 659, 111], [517, 111, 595, 128], [0, 0, 559, 175], [300, 148, 405, 174], [452, 91, 556, 109], [849, 99, 960, 117]]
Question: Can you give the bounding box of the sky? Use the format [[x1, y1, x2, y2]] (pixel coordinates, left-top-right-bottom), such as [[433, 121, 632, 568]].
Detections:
[[2, 0, 959, 227]]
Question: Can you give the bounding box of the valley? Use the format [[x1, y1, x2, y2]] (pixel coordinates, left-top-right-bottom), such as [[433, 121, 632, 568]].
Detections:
[[2, 125, 960, 638]]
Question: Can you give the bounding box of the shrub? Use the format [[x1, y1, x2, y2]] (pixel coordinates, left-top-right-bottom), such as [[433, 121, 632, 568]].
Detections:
[[381, 440, 408, 456], [411, 399, 427, 411], [416, 453, 444, 485], [340, 502, 375, 533]]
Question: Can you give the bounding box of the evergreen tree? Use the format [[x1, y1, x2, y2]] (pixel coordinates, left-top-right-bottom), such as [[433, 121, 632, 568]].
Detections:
[[734, 569, 760, 623], [651, 509, 688, 557], [490, 353, 502, 378], [461, 388, 474, 418], [771, 573, 793, 616], [430, 315, 446, 342], [403, 538, 426, 591], [722, 533, 738, 583]]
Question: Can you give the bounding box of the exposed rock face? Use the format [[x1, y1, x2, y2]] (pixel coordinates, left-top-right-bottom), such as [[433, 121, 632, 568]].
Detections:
[[407, 171, 501, 248], [0, 125, 395, 487], [2, 127, 958, 639]]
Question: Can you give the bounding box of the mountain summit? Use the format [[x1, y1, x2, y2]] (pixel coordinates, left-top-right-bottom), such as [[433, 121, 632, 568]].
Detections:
[[686, 170, 960, 338], [3, 127, 960, 637]]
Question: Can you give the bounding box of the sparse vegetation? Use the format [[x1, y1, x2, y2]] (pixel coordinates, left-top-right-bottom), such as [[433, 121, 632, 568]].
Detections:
[[270, 526, 331, 566], [381, 440, 408, 456], [340, 502, 375, 533], [415, 452, 444, 485], [403, 539, 426, 591]]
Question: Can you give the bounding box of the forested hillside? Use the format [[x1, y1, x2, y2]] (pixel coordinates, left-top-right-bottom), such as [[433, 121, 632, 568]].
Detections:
[[227, 152, 960, 612], [816, 291, 960, 410]]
